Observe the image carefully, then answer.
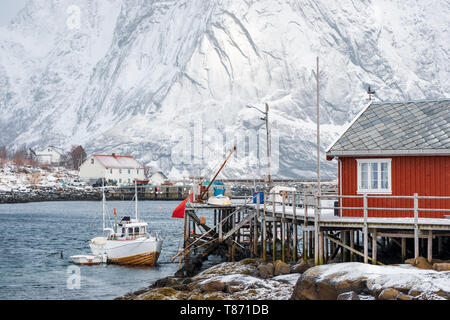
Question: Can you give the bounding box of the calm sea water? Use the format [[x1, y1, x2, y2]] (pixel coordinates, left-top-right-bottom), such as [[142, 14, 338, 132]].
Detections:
[[0, 200, 200, 300]]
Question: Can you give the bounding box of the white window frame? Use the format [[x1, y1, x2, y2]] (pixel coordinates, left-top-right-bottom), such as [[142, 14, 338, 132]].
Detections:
[[356, 158, 392, 194]]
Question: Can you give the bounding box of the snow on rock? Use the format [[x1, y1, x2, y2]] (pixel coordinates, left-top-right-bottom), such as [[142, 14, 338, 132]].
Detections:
[[121, 259, 302, 300], [292, 262, 450, 300], [0, 162, 80, 191]]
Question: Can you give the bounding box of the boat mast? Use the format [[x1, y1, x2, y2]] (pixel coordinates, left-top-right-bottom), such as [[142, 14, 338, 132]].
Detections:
[[102, 178, 106, 237], [135, 181, 138, 220]]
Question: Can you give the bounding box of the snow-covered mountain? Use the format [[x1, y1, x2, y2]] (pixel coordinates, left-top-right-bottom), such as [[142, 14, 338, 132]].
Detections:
[[0, 0, 449, 179]]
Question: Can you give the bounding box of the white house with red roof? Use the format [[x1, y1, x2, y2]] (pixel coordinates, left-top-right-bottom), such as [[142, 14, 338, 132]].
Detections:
[[79, 153, 145, 185]]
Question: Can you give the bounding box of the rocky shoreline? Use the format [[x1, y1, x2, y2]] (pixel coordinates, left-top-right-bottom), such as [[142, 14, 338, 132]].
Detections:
[[0, 187, 102, 203], [116, 257, 450, 300], [116, 258, 304, 300]]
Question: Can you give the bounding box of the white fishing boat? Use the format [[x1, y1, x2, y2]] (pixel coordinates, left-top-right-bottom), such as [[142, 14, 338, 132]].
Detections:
[[70, 254, 105, 266], [89, 182, 163, 266]]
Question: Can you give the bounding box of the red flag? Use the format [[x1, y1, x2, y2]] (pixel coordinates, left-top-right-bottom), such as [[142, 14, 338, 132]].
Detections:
[[172, 193, 193, 218]]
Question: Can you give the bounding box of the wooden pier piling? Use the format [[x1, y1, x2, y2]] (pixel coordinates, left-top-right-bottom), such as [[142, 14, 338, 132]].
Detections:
[[172, 191, 450, 272]]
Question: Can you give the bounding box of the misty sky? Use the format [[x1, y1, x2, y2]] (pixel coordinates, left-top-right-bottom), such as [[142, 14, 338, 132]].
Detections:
[[0, 0, 28, 26]]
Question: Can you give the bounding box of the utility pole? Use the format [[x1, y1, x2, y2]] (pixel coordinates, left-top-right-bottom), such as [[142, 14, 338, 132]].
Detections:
[[265, 103, 272, 189], [246, 103, 272, 189], [316, 56, 321, 195]]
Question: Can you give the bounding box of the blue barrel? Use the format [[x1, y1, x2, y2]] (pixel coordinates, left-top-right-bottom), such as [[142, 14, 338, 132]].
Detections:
[[214, 187, 225, 196], [253, 191, 264, 204]]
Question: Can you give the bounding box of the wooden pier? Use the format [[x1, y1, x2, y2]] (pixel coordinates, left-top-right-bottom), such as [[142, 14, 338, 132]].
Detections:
[[172, 191, 450, 272], [107, 184, 190, 201]]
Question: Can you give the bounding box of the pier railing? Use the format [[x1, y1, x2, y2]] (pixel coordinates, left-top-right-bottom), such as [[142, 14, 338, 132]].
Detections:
[[248, 191, 450, 219], [172, 190, 450, 268], [255, 190, 450, 265], [170, 193, 260, 263]]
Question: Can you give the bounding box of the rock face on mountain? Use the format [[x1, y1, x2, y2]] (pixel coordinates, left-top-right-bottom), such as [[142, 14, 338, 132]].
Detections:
[[1, 0, 449, 178]]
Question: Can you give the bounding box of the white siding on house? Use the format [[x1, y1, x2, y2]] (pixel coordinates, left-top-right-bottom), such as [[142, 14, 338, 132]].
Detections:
[[150, 172, 168, 185], [104, 167, 145, 184], [36, 146, 63, 164], [79, 156, 107, 183], [79, 154, 146, 185]]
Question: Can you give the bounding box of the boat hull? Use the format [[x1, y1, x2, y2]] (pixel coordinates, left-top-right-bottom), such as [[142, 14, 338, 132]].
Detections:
[[90, 237, 163, 267], [108, 250, 160, 266]]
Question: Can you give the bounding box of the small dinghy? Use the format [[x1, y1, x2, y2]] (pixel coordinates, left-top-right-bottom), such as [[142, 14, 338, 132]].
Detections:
[[70, 254, 105, 266], [207, 195, 231, 206]]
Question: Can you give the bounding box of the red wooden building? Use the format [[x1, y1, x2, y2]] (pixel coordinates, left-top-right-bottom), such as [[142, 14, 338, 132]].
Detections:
[[326, 99, 450, 218]]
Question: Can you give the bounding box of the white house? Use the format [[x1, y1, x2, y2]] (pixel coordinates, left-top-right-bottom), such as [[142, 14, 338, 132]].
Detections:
[[79, 154, 145, 185], [35, 146, 64, 164], [150, 171, 168, 185]]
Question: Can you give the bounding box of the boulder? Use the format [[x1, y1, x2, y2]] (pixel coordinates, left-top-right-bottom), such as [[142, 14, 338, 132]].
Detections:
[[397, 293, 414, 300], [433, 263, 450, 272], [335, 279, 367, 294], [239, 258, 257, 266], [316, 280, 338, 300], [291, 276, 320, 300], [405, 257, 433, 269], [337, 291, 360, 300], [378, 288, 400, 300], [199, 280, 226, 293], [290, 259, 311, 274], [291, 273, 341, 300], [274, 260, 290, 276], [408, 289, 423, 297], [258, 263, 274, 279], [152, 276, 181, 288]]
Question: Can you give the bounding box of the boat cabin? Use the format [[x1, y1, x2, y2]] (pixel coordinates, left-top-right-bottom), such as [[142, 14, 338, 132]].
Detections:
[[112, 216, 149, 240]]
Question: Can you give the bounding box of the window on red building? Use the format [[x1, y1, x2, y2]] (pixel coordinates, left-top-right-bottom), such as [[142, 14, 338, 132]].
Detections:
[[357, 159, 391, 194]]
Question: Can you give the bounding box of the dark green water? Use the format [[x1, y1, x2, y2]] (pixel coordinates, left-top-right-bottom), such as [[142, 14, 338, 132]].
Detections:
[[0, 200, 190, 300]]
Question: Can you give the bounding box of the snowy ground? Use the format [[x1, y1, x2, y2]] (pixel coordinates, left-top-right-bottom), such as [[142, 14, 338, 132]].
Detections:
[[0, 162, 82, 192]]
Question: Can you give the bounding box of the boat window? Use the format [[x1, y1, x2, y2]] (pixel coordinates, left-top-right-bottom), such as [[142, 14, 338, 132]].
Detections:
[[119, 169, 122, 174], [128, 169, 131, 174], [91, 158, 94, 164], [134, 227, 140, 234], [122, 228, 125, 234], [128, 228, 133, 235]]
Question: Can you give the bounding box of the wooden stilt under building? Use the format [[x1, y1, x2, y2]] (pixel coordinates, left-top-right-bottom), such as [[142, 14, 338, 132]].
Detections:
[[171, 191, 450, 274]]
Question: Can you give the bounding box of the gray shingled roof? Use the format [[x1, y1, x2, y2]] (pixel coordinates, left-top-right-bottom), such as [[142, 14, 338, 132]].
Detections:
[[326, 99, 450, 157]]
